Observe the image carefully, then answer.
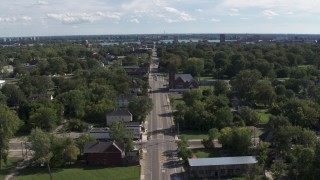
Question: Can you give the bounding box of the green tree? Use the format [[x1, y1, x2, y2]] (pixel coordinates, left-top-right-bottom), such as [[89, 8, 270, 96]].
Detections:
[[0, 104, 21, 168], [128, 96, 153, 122], [76, 134, 96, 155], [47, 57, 67, 75], [271, 161, 286, 180], [29, 107, 58, 132], [239, 107, 261, 126], [231, 69, 262, 101], [256, 141, 269, 168], [64, 140, 80, 164], [218, 127, 252, 156], [254, 80, 276, 106], [109, 122, 134, 151], [29, 128, 53, 180], [214, 107, 233, 129], [1, 84, 27, 107], [182, 89, 202, 106], [214, 80, 230, 96], [57, 90, 86, 118], [109, 122, 127, 143], [183, 57, 204, 77], [177, 136, 192, 162]]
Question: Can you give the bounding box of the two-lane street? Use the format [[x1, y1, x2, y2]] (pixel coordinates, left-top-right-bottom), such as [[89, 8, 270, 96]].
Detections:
[[142, 48, 182, 180]]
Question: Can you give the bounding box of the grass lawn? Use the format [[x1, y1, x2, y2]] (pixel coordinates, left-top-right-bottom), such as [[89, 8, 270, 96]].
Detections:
[[191, 148, 219, 158], [200, 76, 214, 80], [170, 98, 185, 110], [17, 165, 140, 180], [257, 111, 271, 124], [179, 131, 207, 140], [199, 85, 214, 91], [0, 158, 22, 180]]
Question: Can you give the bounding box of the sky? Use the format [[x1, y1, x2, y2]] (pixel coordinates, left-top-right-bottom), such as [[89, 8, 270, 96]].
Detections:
[[0, 0, 320, 37]]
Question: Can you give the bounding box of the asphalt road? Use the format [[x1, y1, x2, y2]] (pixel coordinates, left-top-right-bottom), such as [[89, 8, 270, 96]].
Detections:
[[143, 48, 183, 180]]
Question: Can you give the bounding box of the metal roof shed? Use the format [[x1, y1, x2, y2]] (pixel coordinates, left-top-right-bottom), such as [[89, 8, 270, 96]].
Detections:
[[188, 156, 257, 167]]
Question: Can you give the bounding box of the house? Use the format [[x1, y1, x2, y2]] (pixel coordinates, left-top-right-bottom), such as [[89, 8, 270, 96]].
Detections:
[[84, 141, 125, 166], [106, 109, 133, 126], [123, 64, 149, 77], [188, 156, 257, 179], [0, 65, 14, 77], [124, 121, 144, 140], [28, 94, 53, 101], [168, 72, 199, 92], [89, 127, 110, 140], [117, 94, 134, 108], [0, 80, 5, 89], [131, 80, 141, 94]]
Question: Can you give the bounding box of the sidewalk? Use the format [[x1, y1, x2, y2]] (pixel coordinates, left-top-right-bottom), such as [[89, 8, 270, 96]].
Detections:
[[140, 149, 147, 180], [5, 158, 31, 180]]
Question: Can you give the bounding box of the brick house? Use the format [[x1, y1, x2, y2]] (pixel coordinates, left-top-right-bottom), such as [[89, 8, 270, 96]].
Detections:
[[169, 72, 199, 91], [106, 109, 132, 126], [84, 141, 125, 166]]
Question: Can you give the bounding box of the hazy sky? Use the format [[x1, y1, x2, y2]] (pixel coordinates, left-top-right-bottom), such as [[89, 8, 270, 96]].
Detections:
[[0, 0, 319, 37]]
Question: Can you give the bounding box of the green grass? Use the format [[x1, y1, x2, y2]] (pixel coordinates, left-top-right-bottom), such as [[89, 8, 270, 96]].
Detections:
[[0, 158, 22, 180], [17, 165, 140, 180], [170, 98, 185, 110], [191, 148, 219, 158], [257, 111, 271, 124], [199, 85, 214, 91], [200, 76, 214, 80], [179, 131, 207, 140]]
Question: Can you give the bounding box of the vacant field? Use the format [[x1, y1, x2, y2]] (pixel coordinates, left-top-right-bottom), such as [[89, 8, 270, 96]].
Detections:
[[179, 131, 207, 140], [17, 166, 140, 180]]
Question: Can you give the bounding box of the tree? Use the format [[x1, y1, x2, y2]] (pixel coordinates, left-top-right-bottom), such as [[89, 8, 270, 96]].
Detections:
[[256, 141, 269, 168], [239, 107, 261, 126], [183, 57, 204, 77], [76, 134, 96, 155], [109, 122, 127, 143], [271, 161, 286, 180], [254, 80, 276, 106], [214, 80, 230, 96], [29, 107, 58, 132], [182, 89, 202, 106], [1, 84, 27, 107], [128, 96, 153, 122], [29, 128, 53, 180], [47, 57, 67, 75], [57, 90, 86, 118], [218, 127, 252, 156], [0, 104, 21, 168], [64, 140, 80, 164], [177, 136, 192, 162], [109, 122, 134, 151], [231, 69, 262, 101], [214, 107, 233, 129]]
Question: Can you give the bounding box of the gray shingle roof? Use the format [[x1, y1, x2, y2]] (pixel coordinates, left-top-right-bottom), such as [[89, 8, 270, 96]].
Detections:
[[107, 109, 132, 116], [84, 141, 124, 154], [175, 74, 194, 82], [188, 156, 257, 167]]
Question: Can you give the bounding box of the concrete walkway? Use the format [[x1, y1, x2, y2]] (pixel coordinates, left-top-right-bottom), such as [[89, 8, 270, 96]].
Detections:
[[5, 158, 31, 180]]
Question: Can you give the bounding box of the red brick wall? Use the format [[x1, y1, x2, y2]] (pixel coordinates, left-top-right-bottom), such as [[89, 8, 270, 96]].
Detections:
[[86, 153, 123, 166]]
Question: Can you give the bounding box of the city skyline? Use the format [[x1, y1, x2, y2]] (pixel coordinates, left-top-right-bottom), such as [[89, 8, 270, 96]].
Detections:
[[1, 0, 320, 37]]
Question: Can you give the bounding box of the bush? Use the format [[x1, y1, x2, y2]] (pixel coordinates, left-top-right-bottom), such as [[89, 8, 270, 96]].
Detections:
[[67, 119, 88, 132]]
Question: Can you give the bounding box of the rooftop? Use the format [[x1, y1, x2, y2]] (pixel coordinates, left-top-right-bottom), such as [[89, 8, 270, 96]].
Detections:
[[188, 156, 257, 167], [107, 109, 132, 116], [84, 141, 124, 154], [175, 74, 194, 82]]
